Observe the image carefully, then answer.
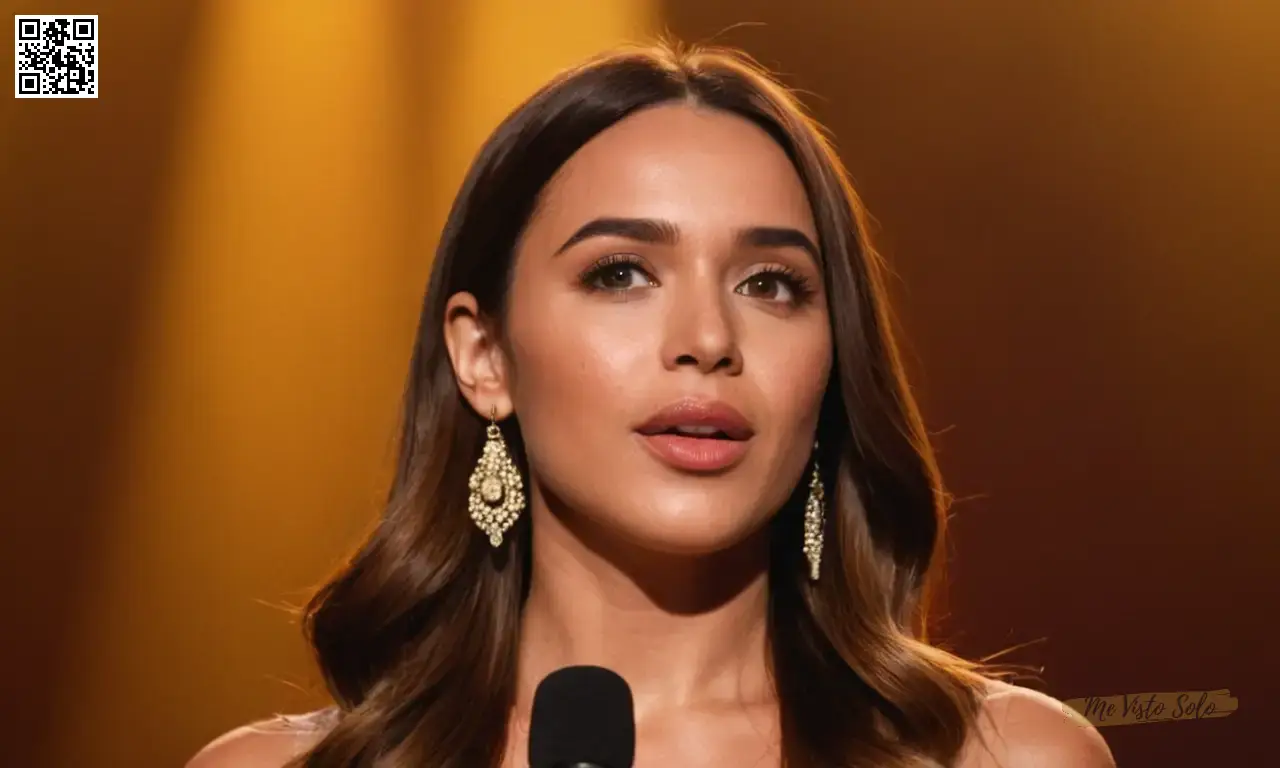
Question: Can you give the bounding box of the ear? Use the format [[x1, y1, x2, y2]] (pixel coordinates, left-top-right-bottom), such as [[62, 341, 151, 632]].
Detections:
[[443, 292, 513, 420]]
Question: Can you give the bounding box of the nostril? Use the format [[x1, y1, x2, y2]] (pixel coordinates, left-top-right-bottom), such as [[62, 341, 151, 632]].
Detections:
[[672, 353, 736, 372]]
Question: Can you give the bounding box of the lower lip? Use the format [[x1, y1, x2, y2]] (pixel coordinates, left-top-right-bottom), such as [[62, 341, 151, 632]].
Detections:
[[638, 433, 750, 472]]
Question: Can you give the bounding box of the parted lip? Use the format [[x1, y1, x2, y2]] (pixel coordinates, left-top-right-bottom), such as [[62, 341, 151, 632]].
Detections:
[[634, 398, 755, 441]]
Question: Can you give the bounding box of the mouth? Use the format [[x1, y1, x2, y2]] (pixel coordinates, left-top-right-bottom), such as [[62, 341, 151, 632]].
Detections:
[[634, 399, 754, 472]]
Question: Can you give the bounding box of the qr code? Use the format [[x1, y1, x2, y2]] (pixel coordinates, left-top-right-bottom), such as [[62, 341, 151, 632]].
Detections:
[[15, 15, 98, 98]]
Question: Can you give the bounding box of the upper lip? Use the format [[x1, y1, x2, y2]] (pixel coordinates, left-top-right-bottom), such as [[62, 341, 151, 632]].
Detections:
[[635, 399, 755, 441]]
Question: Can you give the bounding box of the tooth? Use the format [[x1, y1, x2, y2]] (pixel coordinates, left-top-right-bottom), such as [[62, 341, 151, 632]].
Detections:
[[677, 426, 719, 436]]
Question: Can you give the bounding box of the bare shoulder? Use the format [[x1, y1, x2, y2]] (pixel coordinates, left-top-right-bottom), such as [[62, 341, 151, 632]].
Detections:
[[185, 709, 337, 768], [958, 679, 1116, 768]]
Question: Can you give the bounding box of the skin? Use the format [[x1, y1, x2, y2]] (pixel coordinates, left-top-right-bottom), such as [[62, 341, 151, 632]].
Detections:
[[451, 103, 832, 765], [186, 104, 1115, 768]]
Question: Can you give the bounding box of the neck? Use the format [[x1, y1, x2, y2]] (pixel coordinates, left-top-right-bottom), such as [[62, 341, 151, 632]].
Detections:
[[514, 496, 774, 724]]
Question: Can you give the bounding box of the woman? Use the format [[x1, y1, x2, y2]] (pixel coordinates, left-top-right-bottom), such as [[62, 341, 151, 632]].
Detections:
[[189, 41, 1114, 767]]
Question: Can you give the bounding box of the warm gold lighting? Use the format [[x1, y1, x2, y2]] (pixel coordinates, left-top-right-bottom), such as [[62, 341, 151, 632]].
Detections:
[[44, 1, 654, 765]]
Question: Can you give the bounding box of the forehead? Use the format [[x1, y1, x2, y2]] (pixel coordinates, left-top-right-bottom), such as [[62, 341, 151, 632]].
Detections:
[[528, 103, 817, 242]]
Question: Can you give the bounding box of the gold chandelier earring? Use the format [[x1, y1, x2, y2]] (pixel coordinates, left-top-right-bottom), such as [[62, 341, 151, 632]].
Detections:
[[468, 406, 526, 547], [803, 441, 826, 582]]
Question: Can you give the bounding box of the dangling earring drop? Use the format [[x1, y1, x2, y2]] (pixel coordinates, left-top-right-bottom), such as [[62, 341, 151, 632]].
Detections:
[[468, 406, 526, 547], [803, 441, 825, 581]]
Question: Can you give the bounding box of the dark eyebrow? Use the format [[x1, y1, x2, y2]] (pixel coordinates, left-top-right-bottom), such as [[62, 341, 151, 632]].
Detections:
[[738, 226, 820, 263], [554, 217, 679, 255], [554, 216, 820, 263]]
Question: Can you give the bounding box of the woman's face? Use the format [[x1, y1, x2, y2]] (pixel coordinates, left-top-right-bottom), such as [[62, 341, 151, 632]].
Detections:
[[457, 103, 832, 556]]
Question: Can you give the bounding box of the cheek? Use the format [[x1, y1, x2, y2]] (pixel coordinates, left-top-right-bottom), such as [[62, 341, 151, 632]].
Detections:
[[746, 319, 832, 515], [504, 292, 660, 471], [748, 315, 832, 437]]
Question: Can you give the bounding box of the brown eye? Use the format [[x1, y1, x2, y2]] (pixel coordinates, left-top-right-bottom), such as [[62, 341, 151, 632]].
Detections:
[[580, 256, 656, 293], [736, 272, 796, 303], [594, 264, 646, 291]]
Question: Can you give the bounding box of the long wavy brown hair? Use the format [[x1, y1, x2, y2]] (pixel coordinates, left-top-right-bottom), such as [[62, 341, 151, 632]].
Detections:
[[290, 39, 1005, 768]]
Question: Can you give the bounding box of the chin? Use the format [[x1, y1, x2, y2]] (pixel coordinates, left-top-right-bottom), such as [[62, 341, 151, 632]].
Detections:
[[534, 458, 784, 558], [604, 497, 770, 557]]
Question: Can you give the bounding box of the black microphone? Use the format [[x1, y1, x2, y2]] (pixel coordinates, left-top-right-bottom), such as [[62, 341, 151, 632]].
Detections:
[[528, 665, 636, 768]]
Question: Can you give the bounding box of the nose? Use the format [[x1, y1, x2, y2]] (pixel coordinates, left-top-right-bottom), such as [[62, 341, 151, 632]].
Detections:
[[660, 279, 743, 375]]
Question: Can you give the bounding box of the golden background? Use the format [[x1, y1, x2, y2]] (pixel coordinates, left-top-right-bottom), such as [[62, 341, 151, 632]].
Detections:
[[1, 1, 1274, 765]]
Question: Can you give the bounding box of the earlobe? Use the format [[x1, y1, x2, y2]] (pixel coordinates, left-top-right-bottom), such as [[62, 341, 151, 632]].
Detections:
[[443, 292, 513, 419]]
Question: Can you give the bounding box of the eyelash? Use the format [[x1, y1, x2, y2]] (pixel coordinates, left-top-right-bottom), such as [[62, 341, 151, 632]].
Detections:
[[577, 254, 816, 305], [578, 254, 657, 291], [746, 264, 816, 304]]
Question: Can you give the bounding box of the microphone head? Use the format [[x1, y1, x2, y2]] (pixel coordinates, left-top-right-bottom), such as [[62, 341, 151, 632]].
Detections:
[[528, 665, 636, 768]]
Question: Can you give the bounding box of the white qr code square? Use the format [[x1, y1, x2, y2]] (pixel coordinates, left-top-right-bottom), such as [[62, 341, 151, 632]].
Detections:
[[15, 15, 98, 98]]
